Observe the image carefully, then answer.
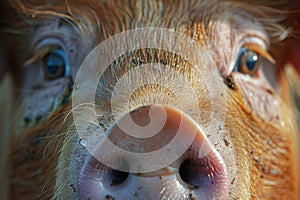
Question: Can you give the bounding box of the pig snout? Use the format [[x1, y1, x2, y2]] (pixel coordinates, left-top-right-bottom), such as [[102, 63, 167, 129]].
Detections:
[[78, 105, 229, 200]]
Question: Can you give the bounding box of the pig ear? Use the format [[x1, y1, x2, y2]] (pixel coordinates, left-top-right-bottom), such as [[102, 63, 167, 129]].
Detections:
[[0, 44, 13, 200], [284, 3, 300, 193], [0, 71, 12, 200], [283, 4, 300, 105], [0, 2, 13, 197], [284, 30, 300, 116], [279, 3, 300, 101], [284, 5, 300, 125]]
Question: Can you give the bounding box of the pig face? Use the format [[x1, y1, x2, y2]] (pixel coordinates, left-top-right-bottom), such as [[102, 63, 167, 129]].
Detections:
[[4, 0, 298, 199]]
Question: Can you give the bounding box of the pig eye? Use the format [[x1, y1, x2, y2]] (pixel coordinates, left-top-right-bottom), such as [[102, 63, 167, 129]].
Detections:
[[234, 47, 261, 76], [43, 49, 70, 80]]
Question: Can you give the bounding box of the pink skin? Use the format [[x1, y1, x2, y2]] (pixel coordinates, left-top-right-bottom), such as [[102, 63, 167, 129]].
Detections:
[[78, 105, 229, 200]]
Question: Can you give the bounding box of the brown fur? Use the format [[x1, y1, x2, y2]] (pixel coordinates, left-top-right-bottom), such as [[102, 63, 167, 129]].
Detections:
[[1, 0, 299, 199]]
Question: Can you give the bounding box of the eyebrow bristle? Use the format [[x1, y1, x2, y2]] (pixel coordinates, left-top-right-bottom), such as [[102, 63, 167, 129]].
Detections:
[[24, 45, 60, 66], [244, 43, 275, 64]]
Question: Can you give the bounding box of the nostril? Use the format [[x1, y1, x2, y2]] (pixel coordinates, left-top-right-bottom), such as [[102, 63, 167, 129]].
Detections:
[[179, 160, 197, 187], [79, 156, 131, 189], [109, 169, 129, 186], [93, 157, 130, 187], [179, 159, 215, 189]]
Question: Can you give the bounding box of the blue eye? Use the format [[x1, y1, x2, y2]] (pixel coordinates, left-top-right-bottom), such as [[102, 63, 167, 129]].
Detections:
[[234, 47, 260, 76], [43, 49, 70, 80]]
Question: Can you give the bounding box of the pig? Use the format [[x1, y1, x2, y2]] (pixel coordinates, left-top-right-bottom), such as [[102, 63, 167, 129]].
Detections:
[[0, 0, 299, 199]]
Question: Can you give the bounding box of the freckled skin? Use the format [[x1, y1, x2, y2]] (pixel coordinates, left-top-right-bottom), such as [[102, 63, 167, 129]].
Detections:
[[1, 0, 299, 199]]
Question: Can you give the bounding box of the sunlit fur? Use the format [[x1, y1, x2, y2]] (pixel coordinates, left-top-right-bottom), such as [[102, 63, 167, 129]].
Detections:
[[2, 0, 299, 199]]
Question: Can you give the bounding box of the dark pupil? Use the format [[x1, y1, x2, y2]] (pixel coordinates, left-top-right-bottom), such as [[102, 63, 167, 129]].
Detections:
[[244, 50, 258, 71], [46, 51, 65, 76]]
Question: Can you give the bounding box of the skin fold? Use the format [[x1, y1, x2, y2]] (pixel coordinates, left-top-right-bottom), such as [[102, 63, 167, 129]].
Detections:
[[0, 0, 299, 199]]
